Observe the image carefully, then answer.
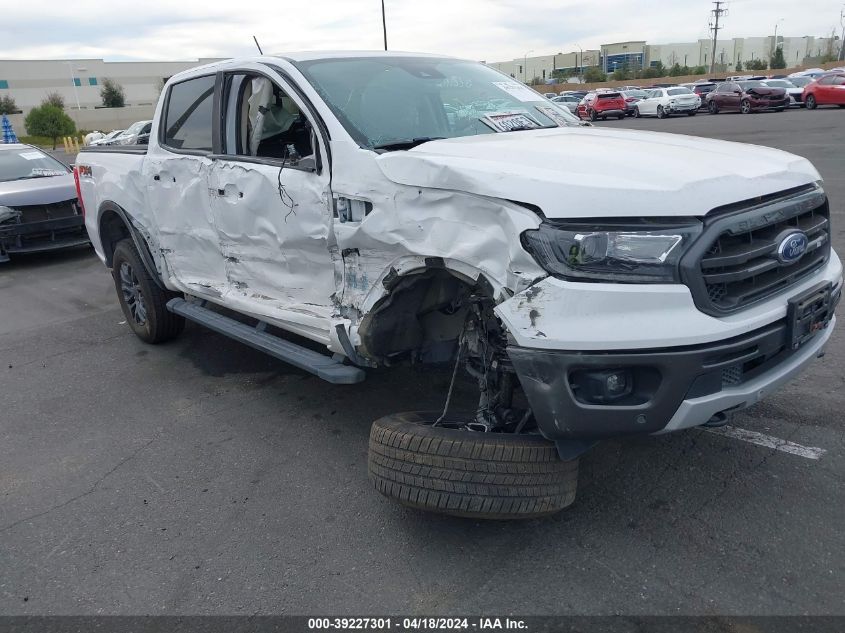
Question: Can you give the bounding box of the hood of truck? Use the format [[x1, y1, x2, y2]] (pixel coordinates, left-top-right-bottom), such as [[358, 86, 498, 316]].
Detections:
[[375, 127, 820, 218], [0, 174, 76, 207]]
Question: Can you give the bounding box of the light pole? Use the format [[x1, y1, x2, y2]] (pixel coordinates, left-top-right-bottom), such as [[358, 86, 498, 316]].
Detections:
[[772, 18, 784, 58], [576, 45, 583, 81], [65, 62, 86, 111], [523, 49, 534, 83]]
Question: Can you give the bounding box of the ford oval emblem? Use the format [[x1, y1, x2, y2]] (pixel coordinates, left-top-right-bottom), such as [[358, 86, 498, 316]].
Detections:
[[777, 231, 809, 265]]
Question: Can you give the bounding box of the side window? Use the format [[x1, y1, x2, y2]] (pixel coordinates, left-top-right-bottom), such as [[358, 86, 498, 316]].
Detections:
[[163, 75, 215, 152], [831, 76, 845, 85], [223, 74, 316, 168], [817, 76, 834, 85]]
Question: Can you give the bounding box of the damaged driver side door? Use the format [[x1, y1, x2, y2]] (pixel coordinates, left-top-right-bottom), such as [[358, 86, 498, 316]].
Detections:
[[208, 66, 336, 340]]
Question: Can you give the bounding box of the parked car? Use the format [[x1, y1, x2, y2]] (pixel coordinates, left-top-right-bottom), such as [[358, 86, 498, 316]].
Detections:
[[0, 144, 88, 262], [114, 120, 152, 146], [89, 130, 125, 146], [788, 68, 827, 80], [551, 94, 580, 113], [802, 73, 845, 109], [577, 91, 627, 121], [560, 90, 587, 99], [689, 82, 717, 106], [620, 89, 648, 116], [76, 52, 841, 520], [787, 76, 813, 91], [760, 79, 804, 106], [706, 80, 789, 114], [634, 87, 700, 118]]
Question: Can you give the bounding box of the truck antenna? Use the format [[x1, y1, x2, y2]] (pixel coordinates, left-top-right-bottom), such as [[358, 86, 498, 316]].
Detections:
[[253, 36, 264, 55]]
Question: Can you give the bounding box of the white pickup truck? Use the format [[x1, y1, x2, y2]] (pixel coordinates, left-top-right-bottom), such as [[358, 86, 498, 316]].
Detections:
[[77, 52, 841, 519]]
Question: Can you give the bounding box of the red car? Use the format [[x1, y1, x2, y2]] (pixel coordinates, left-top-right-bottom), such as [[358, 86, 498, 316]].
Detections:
[[577, 91, 627, 121], [705, 80, 789, 114], [802, 73, 845, 109]]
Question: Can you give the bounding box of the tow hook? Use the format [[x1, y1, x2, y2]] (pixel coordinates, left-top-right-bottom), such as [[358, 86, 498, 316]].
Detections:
[[703, 411, 731, 428]]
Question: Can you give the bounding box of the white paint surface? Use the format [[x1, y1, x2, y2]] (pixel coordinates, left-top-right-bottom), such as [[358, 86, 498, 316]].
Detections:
[[705, 425, 826, 460]]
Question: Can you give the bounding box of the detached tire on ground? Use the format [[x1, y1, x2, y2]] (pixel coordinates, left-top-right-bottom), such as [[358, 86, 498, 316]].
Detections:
[[368, 412, 579, 520], [112, 238, 185, 344]]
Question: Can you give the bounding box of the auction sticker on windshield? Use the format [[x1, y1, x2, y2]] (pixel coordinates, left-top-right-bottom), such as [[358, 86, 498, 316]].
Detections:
[[481, 111, 541, 133], [492, 81, 544, 102]]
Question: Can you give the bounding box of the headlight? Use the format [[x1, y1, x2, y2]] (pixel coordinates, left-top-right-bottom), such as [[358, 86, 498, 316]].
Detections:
[[521, 219, 703, 283]]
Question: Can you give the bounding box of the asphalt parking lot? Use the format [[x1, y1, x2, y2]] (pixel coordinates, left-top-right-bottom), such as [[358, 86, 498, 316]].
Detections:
[[1, 108, 844, 616]]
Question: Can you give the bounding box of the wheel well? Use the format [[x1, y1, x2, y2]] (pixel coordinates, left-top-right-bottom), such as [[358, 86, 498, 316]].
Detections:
[[357, 268, 495, 365], [99, 208, 131, 267]]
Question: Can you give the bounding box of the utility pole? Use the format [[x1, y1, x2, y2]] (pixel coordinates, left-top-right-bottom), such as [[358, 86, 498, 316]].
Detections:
[[381, 0, 388, 51], [839, 5, 844, 62], [709, 1, 728, 75]]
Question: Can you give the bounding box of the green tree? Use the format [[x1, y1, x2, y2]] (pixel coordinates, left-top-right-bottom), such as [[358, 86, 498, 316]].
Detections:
[[583, 66, 607, 83], [770, 47, 786, 69], [24, 104, 76, 149], [692, 65, 707, 75], [735, 60, 743, 72], [668, 63, 683, 77], [0, 94, 17, 114], [100, 78, 126, 107], [746, 59, 768, 71], [42, 91, 65, 110]]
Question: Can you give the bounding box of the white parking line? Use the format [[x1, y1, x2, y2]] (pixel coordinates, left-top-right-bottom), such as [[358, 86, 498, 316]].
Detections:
[[705, 425, 827, 460]]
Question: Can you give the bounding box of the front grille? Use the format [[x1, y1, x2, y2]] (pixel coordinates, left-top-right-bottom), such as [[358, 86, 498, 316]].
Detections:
[[14, 199, 80, 223], [685, 186, 830, 315]]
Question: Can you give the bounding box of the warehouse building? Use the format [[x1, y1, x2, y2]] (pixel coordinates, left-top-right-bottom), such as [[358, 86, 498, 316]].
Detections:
[[490, 34, 840, 82]]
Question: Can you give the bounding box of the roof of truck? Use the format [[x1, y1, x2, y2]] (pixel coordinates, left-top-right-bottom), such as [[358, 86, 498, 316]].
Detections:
[[270, 50, 459, 61]]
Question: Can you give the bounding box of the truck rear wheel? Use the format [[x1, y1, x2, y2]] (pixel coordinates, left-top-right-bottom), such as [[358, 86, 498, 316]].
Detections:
[[368, 412, 579, 520], [112, 239, 184, 344]]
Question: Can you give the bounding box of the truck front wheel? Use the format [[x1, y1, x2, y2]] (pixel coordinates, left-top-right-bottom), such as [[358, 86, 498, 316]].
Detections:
[[112, 239, 184, 344], [368, 412, 579, 520]]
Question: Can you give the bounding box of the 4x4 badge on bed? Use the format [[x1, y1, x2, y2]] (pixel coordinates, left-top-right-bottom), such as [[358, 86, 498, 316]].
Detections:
[[777, 231, 809, 265]]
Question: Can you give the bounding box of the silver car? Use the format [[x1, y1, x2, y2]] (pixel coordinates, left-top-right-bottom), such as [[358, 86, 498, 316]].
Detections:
[[551, 94, 580, 113], [0, 144, 87, 262]]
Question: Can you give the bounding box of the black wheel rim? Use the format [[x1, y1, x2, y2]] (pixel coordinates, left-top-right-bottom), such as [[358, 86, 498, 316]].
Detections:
[[119, 262, 147, 326]]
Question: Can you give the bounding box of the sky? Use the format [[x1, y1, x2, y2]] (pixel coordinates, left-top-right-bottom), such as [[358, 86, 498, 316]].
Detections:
[[0, 0, 842, 63]]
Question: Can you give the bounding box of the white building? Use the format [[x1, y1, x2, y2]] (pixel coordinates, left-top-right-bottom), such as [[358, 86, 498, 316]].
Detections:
[[489, 34, 840, 81], [0, 57, 223, 112]]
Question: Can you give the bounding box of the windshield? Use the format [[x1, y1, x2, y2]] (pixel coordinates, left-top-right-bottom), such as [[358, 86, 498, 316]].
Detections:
[[739, 81, 764, 90], [0, 147, 70, 182], [120, 121, 149, 137], [294, 57, 581, 149], [667, 88, 693, 96], [790, 77, 811, 87]]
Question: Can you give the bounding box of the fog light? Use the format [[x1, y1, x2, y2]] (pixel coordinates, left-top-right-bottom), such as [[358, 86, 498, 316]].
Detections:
[[571, 368, 633, 404]]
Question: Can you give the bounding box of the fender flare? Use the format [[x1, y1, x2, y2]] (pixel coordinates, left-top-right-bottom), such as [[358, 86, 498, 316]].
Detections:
[[97, 201, 166, 290]]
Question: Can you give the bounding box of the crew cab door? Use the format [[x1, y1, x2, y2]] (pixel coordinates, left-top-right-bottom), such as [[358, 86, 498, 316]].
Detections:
[[144, 73, 229, 295], [207, 66, 335, 332]]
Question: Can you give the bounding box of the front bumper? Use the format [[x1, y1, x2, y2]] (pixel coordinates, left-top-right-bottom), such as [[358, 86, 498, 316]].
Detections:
[[750, 97, 789, 110], [0, 215, 88, 262], [509, 312, 837, 441]]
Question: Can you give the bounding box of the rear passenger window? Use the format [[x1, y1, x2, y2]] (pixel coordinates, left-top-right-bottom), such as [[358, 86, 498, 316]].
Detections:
[[163, 75, 215, 152]]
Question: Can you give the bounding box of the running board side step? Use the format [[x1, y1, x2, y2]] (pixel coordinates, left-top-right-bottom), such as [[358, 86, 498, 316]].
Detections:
[[166, 298, 365, 384]]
